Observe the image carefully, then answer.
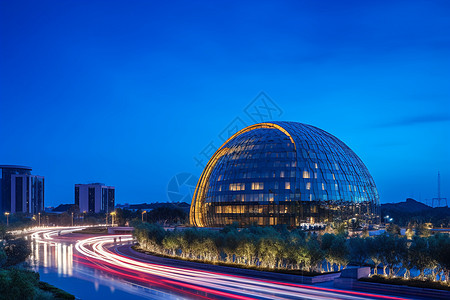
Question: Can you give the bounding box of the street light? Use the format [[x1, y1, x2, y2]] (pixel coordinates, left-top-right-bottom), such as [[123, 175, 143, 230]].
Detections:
[[142, 211, 146, 222], [4, 212, 10, 226], [38, 212, 41, 227], [71, 212, 74, 226], [110, 211, 116, 227]]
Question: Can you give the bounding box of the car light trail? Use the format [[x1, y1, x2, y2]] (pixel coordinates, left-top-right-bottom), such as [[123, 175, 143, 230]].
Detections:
[[31, 228, 413, 300]]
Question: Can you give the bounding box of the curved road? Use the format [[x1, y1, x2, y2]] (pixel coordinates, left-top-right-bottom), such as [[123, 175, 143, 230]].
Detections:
[[29, 227, 413, 300]]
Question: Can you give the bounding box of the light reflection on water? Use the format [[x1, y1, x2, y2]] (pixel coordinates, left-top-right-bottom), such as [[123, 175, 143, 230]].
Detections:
[[28, 233, 183, 300], [30, 241, 74, 276]]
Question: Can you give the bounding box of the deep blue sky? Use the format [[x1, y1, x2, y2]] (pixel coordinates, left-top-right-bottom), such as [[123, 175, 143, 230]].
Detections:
[[1, 0, 449, 207]]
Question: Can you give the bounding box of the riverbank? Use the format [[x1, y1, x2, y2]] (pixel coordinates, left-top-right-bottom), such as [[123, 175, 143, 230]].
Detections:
[[0, 268, 75, 299]]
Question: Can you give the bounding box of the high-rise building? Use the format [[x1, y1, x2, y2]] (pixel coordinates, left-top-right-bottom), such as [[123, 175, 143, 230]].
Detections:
[[75, 183, 115, 213], [0, 165, 45, 214]]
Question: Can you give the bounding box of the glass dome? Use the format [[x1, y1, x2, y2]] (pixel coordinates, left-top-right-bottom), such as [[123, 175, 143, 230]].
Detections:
[[190, 122, 380, 227]]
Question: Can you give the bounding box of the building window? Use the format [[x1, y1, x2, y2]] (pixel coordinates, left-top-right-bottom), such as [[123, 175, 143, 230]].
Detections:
[[285, 182, 290, 189], [303, 171, 310, 179], [88, 187, 95, 212], [251, 182, 264, 190], [75, 187, 79, 207], [229, 183, 245, 191]]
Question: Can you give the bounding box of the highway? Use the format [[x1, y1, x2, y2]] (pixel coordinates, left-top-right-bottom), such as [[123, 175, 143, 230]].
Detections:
[[29, 227, 413, 300]]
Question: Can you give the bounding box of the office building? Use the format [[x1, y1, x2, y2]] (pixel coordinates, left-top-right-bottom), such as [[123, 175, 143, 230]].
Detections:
[[75, 183, 115, 213], [0, 165, 44, 214]]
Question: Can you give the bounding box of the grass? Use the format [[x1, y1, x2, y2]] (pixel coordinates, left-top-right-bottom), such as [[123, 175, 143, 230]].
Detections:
[[38, 281, 75, 299], [132, 245, 337, 277], [359, 275, 450, 291], [77, 227, 108, 234]]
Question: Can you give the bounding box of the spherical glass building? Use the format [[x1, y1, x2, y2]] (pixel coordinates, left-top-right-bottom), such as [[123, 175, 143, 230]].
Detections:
[[190, 122, 380, 228]]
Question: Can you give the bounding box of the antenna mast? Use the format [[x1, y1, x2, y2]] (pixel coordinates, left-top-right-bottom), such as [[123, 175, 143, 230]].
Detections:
[[432, 171, 447, 207]]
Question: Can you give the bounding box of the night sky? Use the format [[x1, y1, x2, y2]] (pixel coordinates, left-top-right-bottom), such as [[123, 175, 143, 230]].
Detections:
[[1, 0, 449, 207]]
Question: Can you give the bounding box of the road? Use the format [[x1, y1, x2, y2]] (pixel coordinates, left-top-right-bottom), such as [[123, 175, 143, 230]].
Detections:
[[28, 227, 414, 300]]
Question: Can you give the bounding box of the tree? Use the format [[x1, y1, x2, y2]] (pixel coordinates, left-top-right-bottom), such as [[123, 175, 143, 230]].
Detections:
[[415, 223, 431, 238], [0, 247, 7, 268], [405, 223, 415, 240], [409, 237, 433, 280], [3, 238, 31, 267], [162, 232, 180, 256], [305, 237, 324, 272], [258, 238, 283, 268], [368, 235, 385, 275], [0, 268, 40, 300], [221, 231, 239, 263], [428, 234, 450, 283], [133, 223, 166, 252], [235, 236, 257, 265], [380, 234, 406, 277], [386, 223, 401, 236], [349, 237, 370, 267], [320, 233, 336, 271], [328, 236, 349, 271]]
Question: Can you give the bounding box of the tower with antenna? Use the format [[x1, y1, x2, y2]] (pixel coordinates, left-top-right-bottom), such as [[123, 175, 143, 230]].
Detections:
[[432, 171, 447, 207]]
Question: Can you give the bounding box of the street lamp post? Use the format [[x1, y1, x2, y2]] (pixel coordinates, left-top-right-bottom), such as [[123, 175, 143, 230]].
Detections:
[[38, 212, 41, 227], [4, 212, 10, 226], [142, 211, 146, 222], [71, 212, 74, 226], [110, 211, 116, 227]]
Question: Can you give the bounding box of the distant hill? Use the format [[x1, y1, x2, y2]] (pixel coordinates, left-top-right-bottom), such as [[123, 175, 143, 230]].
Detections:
[[381, 198, 450, 227], [52, 204, 76, 212], [121, 202, 190, 213], [382, 198, 431, 213]]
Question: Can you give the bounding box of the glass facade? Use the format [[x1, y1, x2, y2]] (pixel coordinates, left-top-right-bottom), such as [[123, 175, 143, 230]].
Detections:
[[190, 122, 380, 227]]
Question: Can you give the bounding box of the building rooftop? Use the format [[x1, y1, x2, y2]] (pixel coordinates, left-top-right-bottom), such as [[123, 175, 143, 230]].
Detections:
[[0, 165, 32, 170]]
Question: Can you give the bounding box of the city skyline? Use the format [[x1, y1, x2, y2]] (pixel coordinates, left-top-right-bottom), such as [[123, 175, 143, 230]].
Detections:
[[1, 0, 449, 207]]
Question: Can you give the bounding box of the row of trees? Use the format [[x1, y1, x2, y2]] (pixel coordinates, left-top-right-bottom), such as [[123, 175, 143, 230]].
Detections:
[[133, 223, 450, 283]]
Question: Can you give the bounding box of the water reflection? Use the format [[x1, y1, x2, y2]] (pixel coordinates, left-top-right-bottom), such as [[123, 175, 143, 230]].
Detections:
[[30, 235, 73, 276], [28, 229, 180, 300]]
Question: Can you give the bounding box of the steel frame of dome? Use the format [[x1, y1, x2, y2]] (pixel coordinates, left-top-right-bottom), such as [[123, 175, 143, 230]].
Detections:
[[190, 121, 380, 227]]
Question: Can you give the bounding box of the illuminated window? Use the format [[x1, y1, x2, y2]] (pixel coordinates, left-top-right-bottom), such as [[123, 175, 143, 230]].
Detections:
[[285, 182, 290, 189], [280, 171, 285, 178], [251, 182, 264, 190], [229, 183, 245, 191], [303, 171, 310, 178], [306, 182, 311, 190], [322, 183, 325, 190]]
